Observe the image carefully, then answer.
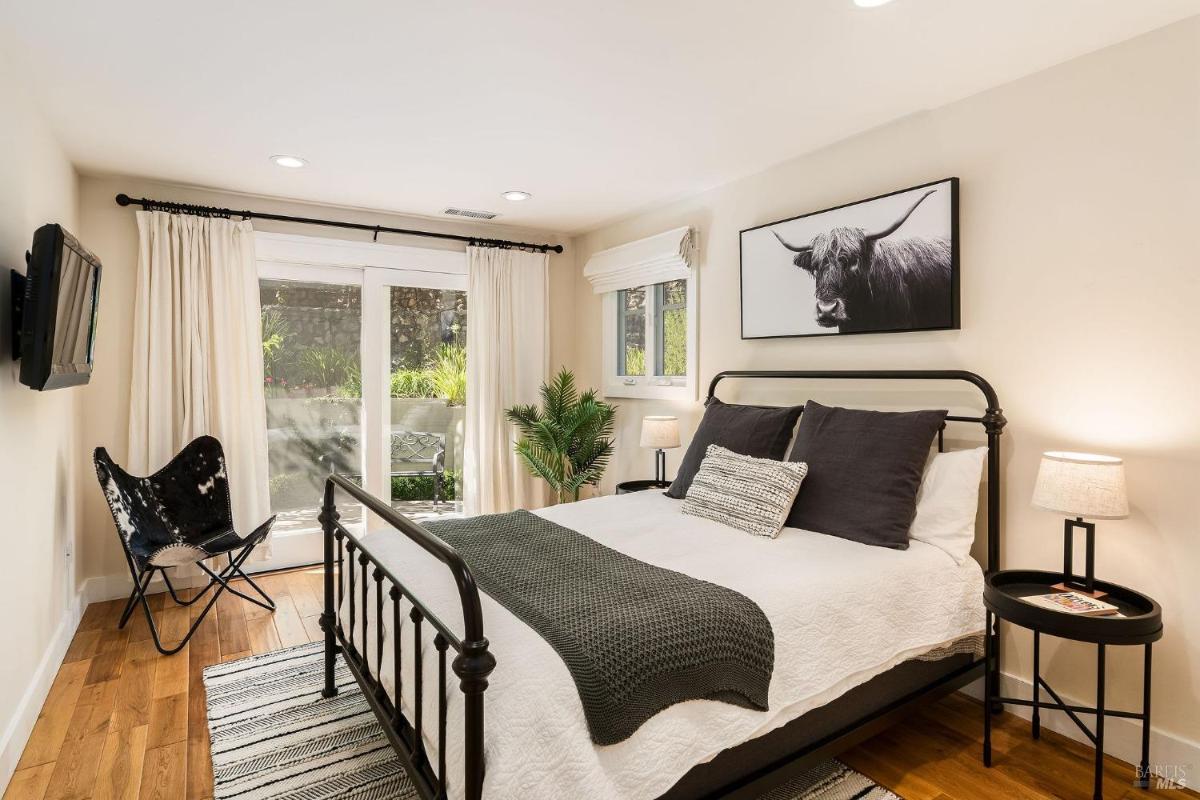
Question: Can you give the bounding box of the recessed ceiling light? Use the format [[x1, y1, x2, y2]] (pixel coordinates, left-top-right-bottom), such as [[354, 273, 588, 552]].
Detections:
[[853, 0, 894, 6], [271, 154, 308, 168], [502, 190, 532, 202]]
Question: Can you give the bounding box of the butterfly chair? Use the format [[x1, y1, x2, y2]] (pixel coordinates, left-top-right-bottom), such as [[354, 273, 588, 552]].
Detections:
[[94, 436, 276, 655]]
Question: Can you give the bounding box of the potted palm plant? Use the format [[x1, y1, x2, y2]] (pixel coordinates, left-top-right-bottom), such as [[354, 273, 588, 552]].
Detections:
[[506, 368, 616, 504]]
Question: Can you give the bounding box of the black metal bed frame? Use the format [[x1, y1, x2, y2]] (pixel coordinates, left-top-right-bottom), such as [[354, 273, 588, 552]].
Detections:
[[319, 369, 1005, 800]]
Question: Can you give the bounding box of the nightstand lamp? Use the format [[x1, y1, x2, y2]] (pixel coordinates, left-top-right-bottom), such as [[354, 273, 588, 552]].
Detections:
[[640, 416, 680, 484], [1032, 451, 1129, 597]]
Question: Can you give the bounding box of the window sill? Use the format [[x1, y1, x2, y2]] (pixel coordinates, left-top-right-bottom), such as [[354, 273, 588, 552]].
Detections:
[[603, 381, 694, 401]]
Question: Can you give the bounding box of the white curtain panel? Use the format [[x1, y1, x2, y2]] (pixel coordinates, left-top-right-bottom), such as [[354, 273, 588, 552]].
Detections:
[[128, 210, 271, 550], [463, 246, 551, 515]]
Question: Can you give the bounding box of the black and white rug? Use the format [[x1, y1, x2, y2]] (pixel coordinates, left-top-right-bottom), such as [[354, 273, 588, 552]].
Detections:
[[203, 642, 899, 800]]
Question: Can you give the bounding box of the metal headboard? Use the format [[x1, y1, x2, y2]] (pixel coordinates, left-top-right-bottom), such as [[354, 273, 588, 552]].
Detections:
[[706, 369, 1006, 573]]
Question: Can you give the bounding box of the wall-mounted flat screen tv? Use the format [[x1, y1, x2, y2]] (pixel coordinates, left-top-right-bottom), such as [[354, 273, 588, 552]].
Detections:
[[12, 223, 102, 390]]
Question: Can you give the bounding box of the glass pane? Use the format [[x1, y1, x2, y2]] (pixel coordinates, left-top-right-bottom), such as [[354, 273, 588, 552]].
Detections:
[[618, 287, 646, 376], [658, 279, 687, 377], [260, 279, 363, 534], [389, 286, 467, 518]]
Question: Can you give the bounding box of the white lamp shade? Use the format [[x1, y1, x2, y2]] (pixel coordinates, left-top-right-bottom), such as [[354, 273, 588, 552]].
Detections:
[[640, 416, 681, 449], [1032, 451, 1129, 520]]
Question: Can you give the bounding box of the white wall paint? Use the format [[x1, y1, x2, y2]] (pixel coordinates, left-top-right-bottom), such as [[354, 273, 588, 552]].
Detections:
[[75, 174, 575, 586], [0, 57, 84, 787], [569, 18, 1200, 751]]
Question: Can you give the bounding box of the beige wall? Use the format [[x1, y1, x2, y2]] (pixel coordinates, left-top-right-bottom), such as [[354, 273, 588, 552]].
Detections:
[[76, 174, 574, 583], [0, 62, 83, 773], [569, 19, 1200, 750]]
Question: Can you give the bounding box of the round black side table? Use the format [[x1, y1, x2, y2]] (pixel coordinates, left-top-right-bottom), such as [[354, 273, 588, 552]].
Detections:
[[982, 569, 1163, 800], [615, 479, 671, 494]]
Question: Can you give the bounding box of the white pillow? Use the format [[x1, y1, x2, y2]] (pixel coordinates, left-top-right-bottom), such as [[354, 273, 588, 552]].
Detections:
[[909, 446, 987, 564]]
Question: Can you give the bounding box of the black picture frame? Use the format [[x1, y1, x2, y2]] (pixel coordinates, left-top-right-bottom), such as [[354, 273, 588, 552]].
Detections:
[[739, 177, 960, 340]]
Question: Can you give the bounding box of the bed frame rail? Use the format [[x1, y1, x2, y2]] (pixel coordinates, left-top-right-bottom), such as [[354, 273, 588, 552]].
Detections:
[[318, 473, 494, 800]]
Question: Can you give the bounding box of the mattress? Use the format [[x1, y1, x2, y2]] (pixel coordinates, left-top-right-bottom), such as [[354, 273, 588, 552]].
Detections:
[[339, 490, 985, 800]]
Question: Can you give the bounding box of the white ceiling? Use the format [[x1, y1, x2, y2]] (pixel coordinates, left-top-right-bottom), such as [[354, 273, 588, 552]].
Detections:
[[2, 0, 1197, 233]]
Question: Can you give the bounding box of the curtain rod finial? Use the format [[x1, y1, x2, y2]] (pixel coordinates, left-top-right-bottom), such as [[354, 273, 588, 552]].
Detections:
[[115, 193, 132, 206]]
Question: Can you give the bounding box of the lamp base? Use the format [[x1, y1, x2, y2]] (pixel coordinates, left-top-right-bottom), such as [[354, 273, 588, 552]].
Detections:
[[654, 449, 668, 484], [1050, 581, 1108, 600], [1061, 516, 1104, 596]]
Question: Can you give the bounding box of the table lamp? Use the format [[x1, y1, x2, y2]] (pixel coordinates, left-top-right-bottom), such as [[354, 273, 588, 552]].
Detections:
[[1032, 451, 1129, 597], [640, 416, 681, 484]]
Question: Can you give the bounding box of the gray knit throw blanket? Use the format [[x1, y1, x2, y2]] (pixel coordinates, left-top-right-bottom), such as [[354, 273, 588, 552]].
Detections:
[[424, 510, 774, 745]]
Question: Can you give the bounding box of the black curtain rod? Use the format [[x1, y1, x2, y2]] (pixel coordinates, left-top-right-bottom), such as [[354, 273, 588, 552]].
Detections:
[[114, 193, 564, 254]]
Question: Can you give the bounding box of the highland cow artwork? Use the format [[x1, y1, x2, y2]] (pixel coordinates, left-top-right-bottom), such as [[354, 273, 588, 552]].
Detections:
[[739, 178, 959, 339]]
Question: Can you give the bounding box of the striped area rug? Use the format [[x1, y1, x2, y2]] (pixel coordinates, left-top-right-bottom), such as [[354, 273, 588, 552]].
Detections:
[[204, 642, 898, 800]]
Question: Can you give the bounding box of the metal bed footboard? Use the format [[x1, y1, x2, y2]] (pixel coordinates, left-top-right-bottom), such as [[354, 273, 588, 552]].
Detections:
[[318, 473, 494, 800]]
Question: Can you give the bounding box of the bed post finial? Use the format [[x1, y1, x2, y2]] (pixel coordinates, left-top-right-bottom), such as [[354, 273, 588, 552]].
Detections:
[[983, 407, 1007, 436]]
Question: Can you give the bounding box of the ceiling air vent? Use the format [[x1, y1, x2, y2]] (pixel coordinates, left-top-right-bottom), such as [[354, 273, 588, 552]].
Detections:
[[443, 207, 499, 220]]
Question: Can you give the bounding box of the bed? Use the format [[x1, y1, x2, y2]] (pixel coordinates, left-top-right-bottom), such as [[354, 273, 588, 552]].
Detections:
[[317, 369, 1007, 800]]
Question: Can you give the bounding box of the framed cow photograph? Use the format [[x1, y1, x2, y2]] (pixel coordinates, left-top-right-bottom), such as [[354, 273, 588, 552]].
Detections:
[[739, 177, 959, 339]]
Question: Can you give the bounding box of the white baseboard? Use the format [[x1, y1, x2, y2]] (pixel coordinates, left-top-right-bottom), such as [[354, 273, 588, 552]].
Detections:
[[960, 673, 1199, 779], [80, 558, 308, 606], [0, 589, 85, 794], [81, 570, 209, 605]]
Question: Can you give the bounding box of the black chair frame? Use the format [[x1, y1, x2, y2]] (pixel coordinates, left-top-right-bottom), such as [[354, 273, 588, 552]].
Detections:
[[117, 547, 276, 656]]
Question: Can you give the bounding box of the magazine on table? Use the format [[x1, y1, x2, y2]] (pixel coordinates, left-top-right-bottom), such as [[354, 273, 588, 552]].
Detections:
[[1022, 591, 1119, 616]]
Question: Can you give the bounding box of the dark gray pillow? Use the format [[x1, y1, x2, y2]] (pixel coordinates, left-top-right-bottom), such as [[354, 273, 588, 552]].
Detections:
[[785, 401, 946, 549], [665, 397, 803, 499]]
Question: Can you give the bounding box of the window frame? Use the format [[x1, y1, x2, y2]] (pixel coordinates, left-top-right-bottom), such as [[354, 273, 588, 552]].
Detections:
[[602, 275, 697, 400]]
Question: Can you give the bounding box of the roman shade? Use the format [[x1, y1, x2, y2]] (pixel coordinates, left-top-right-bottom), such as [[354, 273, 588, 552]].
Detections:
[[583, 226, 697, 294]]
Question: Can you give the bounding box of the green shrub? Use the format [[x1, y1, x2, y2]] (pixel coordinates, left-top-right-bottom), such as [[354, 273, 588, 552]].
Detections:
[[298, 346, 356, 389], [390, 368, 437, 398], [261, 309, 289, 375], [337, 363, 362, 398], [430, 344, 466, 406], [623, 346, 645, 376], [390, 468, 460, 502]]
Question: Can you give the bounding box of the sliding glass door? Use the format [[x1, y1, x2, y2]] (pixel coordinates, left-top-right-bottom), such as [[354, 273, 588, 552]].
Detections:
[[385, 284, 467, 514], [260, 273, 362, 529], [255, 234, 468, 569]]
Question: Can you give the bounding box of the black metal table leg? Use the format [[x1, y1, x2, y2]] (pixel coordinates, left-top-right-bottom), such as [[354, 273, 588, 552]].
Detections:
[[1032, 630, 1041, 740], [1094, 644, 1105, 800], [984, 609, 993, 767], [1138, 643, 1152, 789]]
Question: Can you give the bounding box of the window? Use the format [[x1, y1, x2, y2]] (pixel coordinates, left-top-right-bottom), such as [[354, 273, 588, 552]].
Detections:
[[605, 277, 696, 399]]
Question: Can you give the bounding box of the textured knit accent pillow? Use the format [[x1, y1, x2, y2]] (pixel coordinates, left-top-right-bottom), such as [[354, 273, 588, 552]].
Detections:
[[682, 445, 809, 538], [665, 397, 804, 499]]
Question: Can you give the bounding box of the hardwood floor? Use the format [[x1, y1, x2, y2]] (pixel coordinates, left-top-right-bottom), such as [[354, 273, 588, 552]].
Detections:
[[5, 568, 1194, 800]]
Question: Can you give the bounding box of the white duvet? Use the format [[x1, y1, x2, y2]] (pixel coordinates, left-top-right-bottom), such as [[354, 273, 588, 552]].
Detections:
[[340, 491, 984, 800]]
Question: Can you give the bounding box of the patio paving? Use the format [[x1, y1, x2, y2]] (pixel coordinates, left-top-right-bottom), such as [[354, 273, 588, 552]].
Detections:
[[273, 499, 463, 536]]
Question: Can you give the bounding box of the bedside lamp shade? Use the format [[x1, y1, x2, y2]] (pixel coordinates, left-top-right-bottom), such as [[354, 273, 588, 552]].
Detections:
[[640, 416, 681, 450], [1033, 451, 1129, 520]]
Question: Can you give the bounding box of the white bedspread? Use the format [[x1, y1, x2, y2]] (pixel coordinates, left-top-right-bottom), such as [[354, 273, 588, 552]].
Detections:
[[340, 491, 984, 800]]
